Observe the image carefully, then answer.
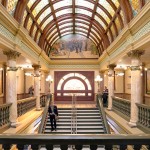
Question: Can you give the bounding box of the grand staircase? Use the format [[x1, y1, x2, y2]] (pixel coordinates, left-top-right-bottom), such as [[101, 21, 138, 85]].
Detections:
[[44, 106, 107, 134]]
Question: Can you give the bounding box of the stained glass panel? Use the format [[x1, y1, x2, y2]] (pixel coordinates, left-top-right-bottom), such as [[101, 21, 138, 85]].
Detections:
[[90, 32, 99, 43], [61, 27, 73, 32], [129, 0, 140, 16], [59, 23, 73, 29], [37, 8, 51, 24], [110, 25, 116, 39], [27, 17, 33, 31], [55, 9, 72, 17], [76, 27, 88, 33], [75, 8, 92, 17], [75, 19, 90, 25], [58, 19, 73, 25], [51, 37, 59, 46], [96, 7, 110, 24], [120, 10, 124, 22], [75, 23, 89, 29], [115, 17, 121, 33], [91, 28, 101, 40], [98, 0, 115, 17], [53, 0, 72, 10], [47, 27, 57, 40], [49, 33, 59, 43], [41, 16, 53, 30], [32, 25, 37, 38], [7, 0, 18, 15], [23, 10, 28, 25], [27, 0, 36, 9], [32, 0, 49, 17], [76, 0, 94, 10], [36, 31, 41, 43], [94, 15, 106, 29], [61, 32, 73, 37], [107, 31, 112, 43], [112, 0, 119, 7]]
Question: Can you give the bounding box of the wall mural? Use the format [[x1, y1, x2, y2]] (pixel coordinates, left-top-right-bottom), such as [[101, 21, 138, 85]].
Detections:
[[50, 34, 99, 59]]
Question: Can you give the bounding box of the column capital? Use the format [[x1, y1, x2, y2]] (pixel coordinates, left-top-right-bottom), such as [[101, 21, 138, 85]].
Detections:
[[107, 64, 116, 70], [3, 50, 21, 60], [32, 64, 41, 70], [32, 64, 41, 77], [127, 50, 145, 58]]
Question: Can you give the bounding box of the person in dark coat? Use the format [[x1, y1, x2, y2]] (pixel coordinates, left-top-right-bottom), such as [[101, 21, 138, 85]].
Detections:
[[102, 86, 108, 106], [48, 101, 58, 131]]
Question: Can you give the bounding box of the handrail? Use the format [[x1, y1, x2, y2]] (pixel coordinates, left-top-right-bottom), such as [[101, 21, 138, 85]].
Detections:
[[97, 94, 110, 134], [38, 96, 51, 133], [0, 134, 149, 150], [71, 94, 77, 134]]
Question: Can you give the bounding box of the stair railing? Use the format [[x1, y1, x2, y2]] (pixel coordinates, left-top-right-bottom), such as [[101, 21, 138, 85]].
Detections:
[[97, 94, 110, 134], [38, 94, 52, 133], [71, 94, 77, 134]]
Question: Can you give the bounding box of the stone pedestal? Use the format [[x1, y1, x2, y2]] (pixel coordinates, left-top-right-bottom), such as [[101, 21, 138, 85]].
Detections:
[[127, 50, 144, 127], [107, 64, 116, 110], [32, 64, 41, 111], [3, 50, 20, 127]]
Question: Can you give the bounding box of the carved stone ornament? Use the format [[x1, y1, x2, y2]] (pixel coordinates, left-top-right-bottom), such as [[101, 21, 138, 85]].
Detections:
[[3, 50, 21, 60], [7, 67, 18, 71], [127, 50, 145, 58], [130, 66, 141, 71], [107, 64, 116, 70], [32, 64, 41, 77], [107, 64, 116, 77]]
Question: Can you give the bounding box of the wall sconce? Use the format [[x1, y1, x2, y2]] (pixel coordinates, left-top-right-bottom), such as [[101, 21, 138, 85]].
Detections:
[[46, 75, 53, 93], [95, 75, 103, 93]]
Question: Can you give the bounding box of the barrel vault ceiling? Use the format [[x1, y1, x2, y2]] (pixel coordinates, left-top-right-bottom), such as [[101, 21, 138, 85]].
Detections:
[[0, 0, 150, 68]]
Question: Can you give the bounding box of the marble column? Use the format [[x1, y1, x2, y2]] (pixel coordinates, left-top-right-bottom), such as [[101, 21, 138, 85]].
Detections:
[[107, 64, 116, 110], [127, 50, 144, 127], [32, 64, 41, 110], [3, 50, 21, 127]]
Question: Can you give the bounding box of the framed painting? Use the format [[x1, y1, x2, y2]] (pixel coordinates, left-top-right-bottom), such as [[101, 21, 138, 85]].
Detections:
[[146, 70, 150, 94]]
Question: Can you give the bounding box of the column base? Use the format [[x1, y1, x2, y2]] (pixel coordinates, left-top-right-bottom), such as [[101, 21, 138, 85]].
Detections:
[[128, 121, 137, 128], [11, 121, 21, 128], [107, 107, 112, 111], [36, 108, 42, 111]]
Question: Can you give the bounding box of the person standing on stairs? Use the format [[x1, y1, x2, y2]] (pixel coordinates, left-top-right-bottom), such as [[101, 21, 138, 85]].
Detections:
[[48, 101, 58, 131]]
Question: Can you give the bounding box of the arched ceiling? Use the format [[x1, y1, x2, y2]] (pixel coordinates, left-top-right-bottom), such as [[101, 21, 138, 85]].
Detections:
[[1, 0, 146, 59]]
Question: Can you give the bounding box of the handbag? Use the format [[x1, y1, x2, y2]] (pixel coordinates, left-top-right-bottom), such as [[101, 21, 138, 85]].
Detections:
[[55, 115, 59, 121]]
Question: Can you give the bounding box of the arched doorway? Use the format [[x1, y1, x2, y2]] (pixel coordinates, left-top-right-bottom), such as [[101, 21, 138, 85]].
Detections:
[[54, 71, 94, 101]]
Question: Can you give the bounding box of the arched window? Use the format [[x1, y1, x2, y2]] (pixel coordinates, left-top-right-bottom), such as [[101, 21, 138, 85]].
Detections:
[[55, 71, 94, 101]]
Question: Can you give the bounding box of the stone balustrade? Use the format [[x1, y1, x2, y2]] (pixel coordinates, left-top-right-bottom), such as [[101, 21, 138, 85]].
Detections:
[[0, 134, 149, 150], [112, 96, 131, 120], [136, 103, 150, 131], [0, 103, 11, 126]]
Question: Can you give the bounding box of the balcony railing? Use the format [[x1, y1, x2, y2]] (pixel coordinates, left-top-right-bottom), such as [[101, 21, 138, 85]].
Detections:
[[0, 103, 11, 127], [0, 134, 149, 150], [112, 96, 131, 120], [137, 103, 150, 131]]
